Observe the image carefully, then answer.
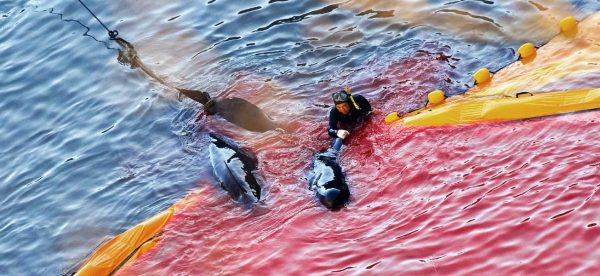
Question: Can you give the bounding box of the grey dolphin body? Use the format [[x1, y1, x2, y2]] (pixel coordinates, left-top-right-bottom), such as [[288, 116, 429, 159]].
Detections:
[[115, 38, 278, 132], [208, 134, 262, 204], [207, 97, 279, 132], [308, 138, 350, 210]]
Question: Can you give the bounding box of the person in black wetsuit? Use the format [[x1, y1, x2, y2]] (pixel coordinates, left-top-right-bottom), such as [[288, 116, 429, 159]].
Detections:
[[328, 86, 372, 140]]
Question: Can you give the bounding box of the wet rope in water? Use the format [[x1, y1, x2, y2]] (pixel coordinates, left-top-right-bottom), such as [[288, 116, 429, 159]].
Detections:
[[74, 1, 214, 109], [74, 1, 279, 133], [76, 0, 119, 39]]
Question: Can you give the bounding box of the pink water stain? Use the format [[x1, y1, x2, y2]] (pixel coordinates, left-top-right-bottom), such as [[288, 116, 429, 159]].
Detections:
[[118, 51, 600, 275]]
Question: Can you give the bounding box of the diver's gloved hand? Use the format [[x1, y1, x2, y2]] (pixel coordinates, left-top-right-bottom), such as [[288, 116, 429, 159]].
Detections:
[[336, 129, 350, 139]]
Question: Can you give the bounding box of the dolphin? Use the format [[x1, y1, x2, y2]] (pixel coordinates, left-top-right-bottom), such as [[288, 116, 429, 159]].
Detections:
[[115, 38, 278, 132], [308, 138, 350, 210], [205, 97, 280, 132], [208, 133, 262, 204]]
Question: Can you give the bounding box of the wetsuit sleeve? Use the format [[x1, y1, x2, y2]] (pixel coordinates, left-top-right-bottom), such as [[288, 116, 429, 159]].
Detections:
[[354, 95, 372, 114], [328, 108, 339, 138]]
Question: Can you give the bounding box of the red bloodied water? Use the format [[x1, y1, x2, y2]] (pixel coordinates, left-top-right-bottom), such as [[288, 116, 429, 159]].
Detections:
[[118, 51, 600, 275]]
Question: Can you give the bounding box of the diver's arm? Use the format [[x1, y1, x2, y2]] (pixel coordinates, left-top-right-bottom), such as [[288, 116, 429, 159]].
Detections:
[[328, 109, 339, 138], [328, 129, 338, 138], [328, 110, 350, 139]]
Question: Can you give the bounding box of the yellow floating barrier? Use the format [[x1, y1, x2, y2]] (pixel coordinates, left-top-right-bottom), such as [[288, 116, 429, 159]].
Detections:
[[473, 68, 491, 85], [518, 42, 536, 59], [393, 88, 600, 127], [76, 207, 175, 276]]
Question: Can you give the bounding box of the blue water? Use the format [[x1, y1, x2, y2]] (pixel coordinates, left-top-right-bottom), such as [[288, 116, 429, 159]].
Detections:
[[1, 1, 599, 274]]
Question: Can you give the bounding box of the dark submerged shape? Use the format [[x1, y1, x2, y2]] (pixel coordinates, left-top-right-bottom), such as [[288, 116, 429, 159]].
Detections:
[[115, 38, 277, 133], [208, 97, 279, 132], [177, 88, 212, 105], [208, 134, 262, 204], [308, 138, 350, 210]]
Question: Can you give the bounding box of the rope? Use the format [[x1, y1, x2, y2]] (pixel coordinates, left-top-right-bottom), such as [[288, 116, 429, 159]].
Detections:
[[76, 0, 119, 39]]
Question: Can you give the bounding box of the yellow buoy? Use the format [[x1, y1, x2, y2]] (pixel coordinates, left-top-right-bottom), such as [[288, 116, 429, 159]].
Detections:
[[427, 89, 445, 105], [473, 68, 491, 85], [384, 112, 401, 124], [518, 43, 536, 59], [559, 16, 578, 34]]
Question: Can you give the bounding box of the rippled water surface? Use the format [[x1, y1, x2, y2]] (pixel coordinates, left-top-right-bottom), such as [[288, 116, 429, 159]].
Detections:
[[1, 1, 599, 275]]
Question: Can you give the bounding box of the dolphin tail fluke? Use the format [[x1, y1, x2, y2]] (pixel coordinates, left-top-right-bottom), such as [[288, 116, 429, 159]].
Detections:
[[318, 188, 341, 209], [114, 37, 134, 50], [114, 37, 170, 86], [177, 88, 212, 106]]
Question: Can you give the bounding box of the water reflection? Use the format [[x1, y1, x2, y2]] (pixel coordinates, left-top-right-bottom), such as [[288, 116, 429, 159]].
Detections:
[[1, 0, 600, 274]]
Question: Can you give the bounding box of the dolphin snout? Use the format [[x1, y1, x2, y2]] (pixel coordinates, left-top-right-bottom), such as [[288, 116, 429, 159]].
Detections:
[[317, 188, 349, 210]]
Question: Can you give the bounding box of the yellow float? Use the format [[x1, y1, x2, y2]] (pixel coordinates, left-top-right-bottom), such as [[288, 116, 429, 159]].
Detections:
[[427, 90, 445, 105], [559, 16, 578, 34], [384, 112, 401, 124], [518, 42, 536, 59], [473, 68, 491, 85]]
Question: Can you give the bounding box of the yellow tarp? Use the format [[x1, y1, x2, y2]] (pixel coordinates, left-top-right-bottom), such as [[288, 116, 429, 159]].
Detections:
[[76, 207, 175, 276], [402, 88, 600, 126], [391, 12, 600, 127]]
